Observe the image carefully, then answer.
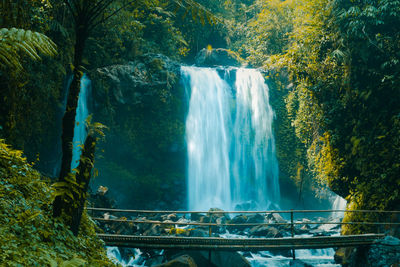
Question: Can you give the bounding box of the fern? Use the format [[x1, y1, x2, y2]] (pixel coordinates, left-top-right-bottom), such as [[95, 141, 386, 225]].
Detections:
[[0, 28, 57, 71]]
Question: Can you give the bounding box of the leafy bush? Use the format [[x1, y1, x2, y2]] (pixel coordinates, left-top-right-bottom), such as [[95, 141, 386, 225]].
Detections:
[[0, 140, 115, 266]]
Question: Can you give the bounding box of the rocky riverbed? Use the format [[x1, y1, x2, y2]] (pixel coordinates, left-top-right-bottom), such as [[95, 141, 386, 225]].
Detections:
[[97, 209, 349, 267]]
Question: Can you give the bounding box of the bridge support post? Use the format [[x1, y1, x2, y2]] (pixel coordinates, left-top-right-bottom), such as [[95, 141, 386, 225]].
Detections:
[[208, 212, 212, 262], [291, 210, 296, 260]]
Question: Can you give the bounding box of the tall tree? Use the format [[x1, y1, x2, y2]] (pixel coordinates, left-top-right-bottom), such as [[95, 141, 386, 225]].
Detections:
[[53, 0, 218, 234]]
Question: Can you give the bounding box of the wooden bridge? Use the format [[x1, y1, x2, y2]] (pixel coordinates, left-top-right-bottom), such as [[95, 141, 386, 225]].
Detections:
[[87, 207, 399, 258], [97, 233, 385, 250]]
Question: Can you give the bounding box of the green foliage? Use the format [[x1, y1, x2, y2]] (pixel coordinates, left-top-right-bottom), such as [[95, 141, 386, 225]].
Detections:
[[0, 28, 57, 71], [0, 140, 115, 266], [245, 0, 400, 232]]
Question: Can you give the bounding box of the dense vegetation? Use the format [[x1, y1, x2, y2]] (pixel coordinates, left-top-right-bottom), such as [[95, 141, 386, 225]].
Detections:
[[242, 0, 400, 232], [1, 2, 399, 264], [0, 140, 114, 265]]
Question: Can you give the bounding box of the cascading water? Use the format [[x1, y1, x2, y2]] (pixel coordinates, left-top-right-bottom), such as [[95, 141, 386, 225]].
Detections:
[[232, 69, 280, 209], [71, 74, 91, 170], [182, 66, 280, 211]]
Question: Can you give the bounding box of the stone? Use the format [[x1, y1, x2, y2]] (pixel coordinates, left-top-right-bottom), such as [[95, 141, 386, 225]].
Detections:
[[188, 229, 209, 237], [194, 48, 244, 67], [231, 215, 248, 224], [335, 236, 400, 267], [216, 217, 227, 225], [199, 251, 251, 267], [91, 53, 180, 106], [265, 213, 286, 223], [380, 235, 400, 246], [289, 259, 313, 267], [228, 215, 248, 231], [246, 213, 265, 224], [143, 224, 163, 236], [155, 255, 197, 267], [163, 251, 216, 267], [209, 208, 230, 220], [190, 213, 203, 222], [249, 225, 282, 238], [162, 213, 178, 222]]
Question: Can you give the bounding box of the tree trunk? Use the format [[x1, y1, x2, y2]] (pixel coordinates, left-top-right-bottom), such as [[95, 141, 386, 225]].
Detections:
[[53, 23, 88, 217], [70, 134, 96, 236]]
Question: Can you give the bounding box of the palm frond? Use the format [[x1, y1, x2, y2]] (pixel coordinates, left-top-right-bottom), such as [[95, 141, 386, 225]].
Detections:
[[0, 28, 57, 71]]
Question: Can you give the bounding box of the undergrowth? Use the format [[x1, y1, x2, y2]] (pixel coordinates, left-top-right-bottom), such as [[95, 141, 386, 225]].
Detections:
[[0, 139, 116, 266]]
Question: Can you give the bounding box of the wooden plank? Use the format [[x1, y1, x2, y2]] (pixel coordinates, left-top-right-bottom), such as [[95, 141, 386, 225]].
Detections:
[[98, 234, 385, 250]]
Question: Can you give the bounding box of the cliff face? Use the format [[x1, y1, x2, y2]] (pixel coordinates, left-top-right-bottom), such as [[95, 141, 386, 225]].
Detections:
[[89, 53, 186, 209]]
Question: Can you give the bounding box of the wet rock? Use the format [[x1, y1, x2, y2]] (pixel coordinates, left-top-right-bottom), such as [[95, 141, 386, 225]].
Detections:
[[148, 213, 163, 221], [155, 255, 197, 267], [177, 218, 190, 224], [231, 215, 248, 224], [335, 236, 400, 267], [144, 224, 163, 236], [216, 217, 227, 225], [310, 228, 331, 236], [209, 208, 230, 220], [295, 224, 310, 235], [162, 213, 178, 222], [163, 251, 216, 267], [334, 247, 355, 265], [249, 225, 282, 238], [136, 217, 152, 233], [91, 53, 180, 106], [200, 251, 251, 267], [195, 48, 244, 67], [266, 213, 286, 223], [188, 229, 209, 237], [290, 259, 313, 267], [228, 215, 248, 231], [246, 213, 265, 224], [190, 213, 203, 221]]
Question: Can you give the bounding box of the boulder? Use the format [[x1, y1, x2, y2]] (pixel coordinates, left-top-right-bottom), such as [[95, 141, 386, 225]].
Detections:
[[246, 214, 265, 224], [289, 260, 313, 267], [194, 48, 244, 67], [155, 255, 197, 267], [209, 208, 230, 220], [163, 251, 216, 267], [228, 215, 248, 231], [249, 225, 282, 238], [143, 224, 163, 236], [91, 53, 180, 106], [266, 213, 286, 223], [188, 229, 209, 237], [335, 236, 400, 267], [231, 215, 248, 224], [199, 251, 251, 267], [190, 213, 204, 222], [162, 213, 179, 222]]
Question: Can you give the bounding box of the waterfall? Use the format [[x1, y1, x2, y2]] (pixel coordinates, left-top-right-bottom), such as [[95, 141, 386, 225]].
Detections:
[[182, 66, 280, 211], [331, 195, 347, 220], [71, 74, 91, 170]]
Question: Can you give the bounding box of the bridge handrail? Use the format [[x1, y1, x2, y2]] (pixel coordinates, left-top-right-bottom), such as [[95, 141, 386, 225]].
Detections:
[[86, 207, 400, 214], [91, 217, 400, 227]]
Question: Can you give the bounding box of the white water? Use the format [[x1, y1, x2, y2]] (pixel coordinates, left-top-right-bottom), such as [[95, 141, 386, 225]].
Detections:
[[182, 66, 280, 211], [71, 74, 91, 170], [331, 195, 347, 220], [232, 69, 280, 209], [107, 247, 142, 266]]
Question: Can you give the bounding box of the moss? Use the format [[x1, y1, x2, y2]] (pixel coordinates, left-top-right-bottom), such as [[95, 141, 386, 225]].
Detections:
[[0, 140, 116, 266]]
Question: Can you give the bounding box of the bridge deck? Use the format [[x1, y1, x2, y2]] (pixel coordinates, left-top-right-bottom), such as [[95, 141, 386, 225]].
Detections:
[[98, 233, 384, 250]]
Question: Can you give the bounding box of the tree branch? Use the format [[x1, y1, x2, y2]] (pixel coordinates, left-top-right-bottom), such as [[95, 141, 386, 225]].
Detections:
[[88, 0, 115, 24], [89, 0, 136, 31]]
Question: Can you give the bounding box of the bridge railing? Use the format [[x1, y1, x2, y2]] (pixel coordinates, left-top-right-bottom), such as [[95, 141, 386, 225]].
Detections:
[[86, 207, 400, 233], [87, 208, 399, 260]]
